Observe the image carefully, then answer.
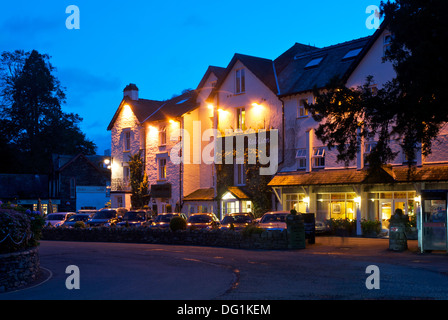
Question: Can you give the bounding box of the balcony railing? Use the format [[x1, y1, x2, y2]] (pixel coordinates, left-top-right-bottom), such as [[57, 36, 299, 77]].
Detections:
[[111, 178, 131, 192]]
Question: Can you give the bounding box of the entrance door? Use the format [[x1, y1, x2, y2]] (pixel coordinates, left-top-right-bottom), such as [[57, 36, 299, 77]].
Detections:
[[422, 198, 447, 251], [380, 201, 392, 229]]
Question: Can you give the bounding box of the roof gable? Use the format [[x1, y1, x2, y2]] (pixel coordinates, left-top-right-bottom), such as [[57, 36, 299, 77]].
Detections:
[[210, 53, 280, 97], [107, 96, 164, 130]]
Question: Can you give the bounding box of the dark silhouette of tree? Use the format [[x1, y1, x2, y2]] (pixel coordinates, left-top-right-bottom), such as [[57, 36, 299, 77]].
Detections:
[[0, 50, 96, 173], [307, 0, 448, 170]]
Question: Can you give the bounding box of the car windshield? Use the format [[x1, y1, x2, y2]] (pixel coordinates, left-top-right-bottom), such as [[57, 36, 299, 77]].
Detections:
[[260, 214, 287, 223], [92, 211, 116, 219], [67, 215, 89, 222], [222, 215, 252, 224], [154, 214, 174, 223], [124, 212, 145, 221], [188, 215, 212, 223], [47, 214, 66, 221]]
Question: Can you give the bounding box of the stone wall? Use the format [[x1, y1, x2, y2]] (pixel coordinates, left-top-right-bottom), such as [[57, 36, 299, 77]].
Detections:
[[42, 227, 289, 250], [0, 247, 40, 292]]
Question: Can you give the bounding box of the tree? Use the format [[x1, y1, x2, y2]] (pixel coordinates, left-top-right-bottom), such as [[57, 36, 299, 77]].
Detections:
[[0, 50, 96, 173], [128, 153, 150, 209], [307, 0, 448, 170]]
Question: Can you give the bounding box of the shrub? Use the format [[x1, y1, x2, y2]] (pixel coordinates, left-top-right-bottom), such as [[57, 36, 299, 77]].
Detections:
[[328, 218, 356, 236], [242, 224, 264, 237], [74, 221, 86, 229], [170, 216, 187, 231], [0, 209, 45, 253], [361, 219, 381, 236]]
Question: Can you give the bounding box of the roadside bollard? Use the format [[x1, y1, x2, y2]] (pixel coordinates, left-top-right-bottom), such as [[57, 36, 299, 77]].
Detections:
[[286, 210, 306, 249], [389, 208, 408, 251]]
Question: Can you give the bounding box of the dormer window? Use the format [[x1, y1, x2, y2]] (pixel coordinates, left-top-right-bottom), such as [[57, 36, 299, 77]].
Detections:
[[342, 48, 363, 60], [235, 68, 245, 94], [305, 56, 324, 69]]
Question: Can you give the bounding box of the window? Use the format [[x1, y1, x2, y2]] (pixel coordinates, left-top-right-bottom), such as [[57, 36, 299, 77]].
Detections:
[[124, 130, 131, 152], [159, 126, 166, 146], [236, 107, 246, 130], [236, 163, 245, 185], [297, 99, 309, 118], [70, 177, 76, 199], [296, 148, 307, 169], [123, 166, 130, 182], [383, 34, 393, 57], [235, 68, 245, 94], [159, 158, 167, 180], [305, 56, 324, 69], [312, 147, 325, 168], [342, 48, 363, 60]]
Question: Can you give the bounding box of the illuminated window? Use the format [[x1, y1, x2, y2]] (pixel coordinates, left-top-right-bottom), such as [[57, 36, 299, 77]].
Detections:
[[235, 68, 245, 94], [159, 158, 167, 180], [297, 99, 309, 118], [236, 107, 246, 130]]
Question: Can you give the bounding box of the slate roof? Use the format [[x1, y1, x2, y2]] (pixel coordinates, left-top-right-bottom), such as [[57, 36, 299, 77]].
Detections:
[[142, 89, 198, 123], [277, 36, 372, 96], [183, 188, 215, 201], [268, 164, 448, 187]]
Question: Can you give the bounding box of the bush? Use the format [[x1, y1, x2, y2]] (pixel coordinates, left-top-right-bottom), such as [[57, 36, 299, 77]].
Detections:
[[0, 209, 45, 253], [74, 221, 86, 229], [328, 218, 356, 236], [361, 219, 381, 236], [242, 224, 264, 237], [170, 216, 187, 231]]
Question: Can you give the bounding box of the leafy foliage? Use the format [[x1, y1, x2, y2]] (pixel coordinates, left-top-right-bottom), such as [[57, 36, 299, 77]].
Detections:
[[128, 152, 150, 209]]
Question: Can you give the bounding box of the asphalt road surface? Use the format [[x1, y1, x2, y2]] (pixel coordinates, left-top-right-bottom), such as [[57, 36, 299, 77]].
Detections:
[[2, 237, 448, 300]]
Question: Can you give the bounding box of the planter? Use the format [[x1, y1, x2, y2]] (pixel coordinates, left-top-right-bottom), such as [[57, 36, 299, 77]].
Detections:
[[0, 247, 40, 292]]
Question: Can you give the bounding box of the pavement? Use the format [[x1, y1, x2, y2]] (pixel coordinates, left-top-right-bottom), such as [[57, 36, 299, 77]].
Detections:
[[1, 236, 448, 300]]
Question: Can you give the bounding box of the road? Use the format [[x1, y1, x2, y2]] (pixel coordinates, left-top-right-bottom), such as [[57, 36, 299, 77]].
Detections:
[[2, 237, 448, 300]]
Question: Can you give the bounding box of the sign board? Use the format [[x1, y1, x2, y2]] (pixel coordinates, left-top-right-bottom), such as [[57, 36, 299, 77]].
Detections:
[[151, 183, 171, 198]]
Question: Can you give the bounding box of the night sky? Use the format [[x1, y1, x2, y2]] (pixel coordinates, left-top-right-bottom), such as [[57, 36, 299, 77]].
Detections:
[[1, 0, 381, 154]]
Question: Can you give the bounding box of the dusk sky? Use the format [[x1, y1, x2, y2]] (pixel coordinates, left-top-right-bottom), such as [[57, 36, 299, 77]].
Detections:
[[1, 0, 382, 154]]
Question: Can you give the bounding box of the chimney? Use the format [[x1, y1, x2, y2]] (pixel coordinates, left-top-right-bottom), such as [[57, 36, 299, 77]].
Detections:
[[123, 83, 139, 100]]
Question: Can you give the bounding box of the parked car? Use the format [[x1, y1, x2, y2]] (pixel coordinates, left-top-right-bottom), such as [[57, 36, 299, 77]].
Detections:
[[257, 211, 289, 231], [117, 211, 148, 227], [149, 213, 187, 229], [315, 220, 330, 234], [44, 212, 75, 227], [220, 212, 254, 231], [62, 213, 94, 227], [186, 213, 220, 230], [86, 209, 121, 227]]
